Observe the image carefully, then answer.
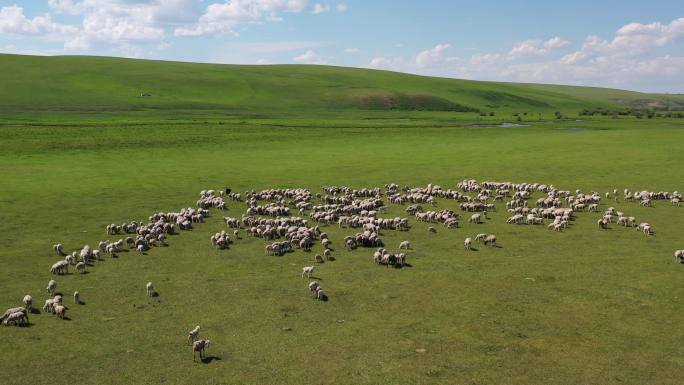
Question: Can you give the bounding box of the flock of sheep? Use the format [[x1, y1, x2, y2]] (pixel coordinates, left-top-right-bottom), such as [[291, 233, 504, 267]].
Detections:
[[3, 180, 682, 363]]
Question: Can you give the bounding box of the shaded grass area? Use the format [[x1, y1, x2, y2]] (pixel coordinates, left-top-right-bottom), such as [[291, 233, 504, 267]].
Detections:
[[0, 117, 683, 384]]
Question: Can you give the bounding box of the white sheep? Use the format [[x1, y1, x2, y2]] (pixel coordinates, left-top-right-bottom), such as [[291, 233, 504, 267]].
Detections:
[[1, 307, 26, 323], [54, 304, 66, 319], [399, 241, 411, 250], [464, 237, 472, 250], [47, 279, 57, 295], [187, 325, 200, 345], [146, 282, 155, 297], [42, 299, 55, 313], [74, 291, 81, 304], [2, 311, 28, 326], [674, 250, 684, 263], [53, 243, 64, 256], [22, 295, 32, 311], [192, 339, 211, 362], [75, 261, 86, 274], [302, 266, 315, 278]]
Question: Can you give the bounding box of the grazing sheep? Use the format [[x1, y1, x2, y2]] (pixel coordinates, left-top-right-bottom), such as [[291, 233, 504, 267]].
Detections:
[[322, 238, 331, 249], [475, 233, 488, 242], [323, 249, 332, 260], [74, 291, 81, 304], [302, 266, 315, 278], [22, 295, 32, 311], [314, 287, 326, 301], [399, 241, 411, 250], [308, 281, 320, 295], [146, 282, 155, 297], [2, 311, 28, 326], [675, 250, 684, 263], [192, 339, 211, 362], [54, 304, 66, 319], [597, 218, 609, 229], [1, 307, 27, 323], [93, 249, 101, 260], [484, 234, 497, 247], [315, 254, 324, 263], [187, 325, 200, 345], [469, 213, 482, 224], [47, 279, 57, 295], [42, 299, 55, 314], [75, 261, 86, 274], [137, 244, 145, 254], [53, 243, 64, 256], [464, 237, 472, 250], [396, 252, 407, 267]]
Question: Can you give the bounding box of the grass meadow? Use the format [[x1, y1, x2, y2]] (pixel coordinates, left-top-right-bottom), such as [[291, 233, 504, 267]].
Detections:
[[0, 112, 683, 384]]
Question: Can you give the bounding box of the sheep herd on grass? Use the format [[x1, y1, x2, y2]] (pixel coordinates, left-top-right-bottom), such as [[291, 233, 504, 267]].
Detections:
[[4, 179, 682, 364]]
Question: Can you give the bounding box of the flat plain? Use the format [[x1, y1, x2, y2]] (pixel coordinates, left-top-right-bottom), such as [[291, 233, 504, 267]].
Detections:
[[0, 54, 683, 385]]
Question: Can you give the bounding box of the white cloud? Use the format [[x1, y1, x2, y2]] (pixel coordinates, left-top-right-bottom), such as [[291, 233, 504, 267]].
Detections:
[[343, 47, 359, 53], [544, 36, 570, 49], [367, 56, 405, 71], [255, 58, 271, 64], [293, 49, 326, 64], [175, 0, 309, 36], [415, 43, 451, 67], [453, 18, 684, 91], [0, 5, 77, 35], [335, 3, 347, 12], [312, 3, 329, 14], [509, 37, 569, 57]]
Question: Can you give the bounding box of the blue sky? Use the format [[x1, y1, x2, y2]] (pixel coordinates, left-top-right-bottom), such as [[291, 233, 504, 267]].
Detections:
[[1, 0, 683, 92]]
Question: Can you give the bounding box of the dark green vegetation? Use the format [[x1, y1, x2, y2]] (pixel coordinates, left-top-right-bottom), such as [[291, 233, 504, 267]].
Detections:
[[0, 55, 683, 385], [1, 53, 683, 118]]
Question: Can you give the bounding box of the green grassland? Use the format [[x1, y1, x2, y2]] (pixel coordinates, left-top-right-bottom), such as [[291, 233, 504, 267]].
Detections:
[[2, 53, 683, 118], [0, 55, 683, 385]]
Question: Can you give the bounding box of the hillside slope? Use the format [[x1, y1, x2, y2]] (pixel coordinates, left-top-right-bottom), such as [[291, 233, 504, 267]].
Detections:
[[1, 54, 682, 114]]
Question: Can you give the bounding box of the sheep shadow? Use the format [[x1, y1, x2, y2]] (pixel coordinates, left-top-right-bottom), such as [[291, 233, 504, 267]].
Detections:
[[201, 356, 222, 364], [308, 276, 323, 281], [316, 294, 329, 302], [76, 300, 86, 305], [60, 316, 72, 321], [151, 292, 159, 298], [468, 247, 480, 252], [393, 263, 413, 269]]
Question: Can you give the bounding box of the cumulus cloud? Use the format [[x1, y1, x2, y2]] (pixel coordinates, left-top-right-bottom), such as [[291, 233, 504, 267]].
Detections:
[[415, 43, 451, 67], [335, 3, 347, 12], [293, 49, 326, 64], [0, 5, 77, 35], [454, 18, 684, 91], [175, 0, 308, 36], [367, 56, 406, 71], [509, 37, 569, 57]]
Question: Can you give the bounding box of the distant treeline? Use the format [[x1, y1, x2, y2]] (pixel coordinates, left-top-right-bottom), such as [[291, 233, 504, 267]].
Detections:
[[579, 108, 684, 119]]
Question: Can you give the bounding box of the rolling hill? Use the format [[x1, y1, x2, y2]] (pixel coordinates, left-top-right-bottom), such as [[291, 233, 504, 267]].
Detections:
[[1, 53, 682, 115]]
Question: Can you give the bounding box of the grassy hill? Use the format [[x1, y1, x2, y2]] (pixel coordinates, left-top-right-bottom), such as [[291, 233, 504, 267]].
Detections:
[[1, 53, 682, 116]]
